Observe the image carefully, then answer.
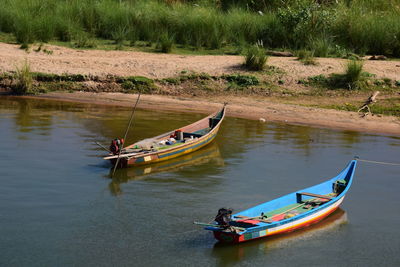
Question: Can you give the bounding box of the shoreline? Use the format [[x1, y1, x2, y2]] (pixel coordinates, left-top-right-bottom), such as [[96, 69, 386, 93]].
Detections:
[[19, 92, 400, 137]]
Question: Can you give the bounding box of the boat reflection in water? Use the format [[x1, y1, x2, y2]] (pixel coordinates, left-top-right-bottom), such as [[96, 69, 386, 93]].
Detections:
[[211, 208, 347, 264], [108, 142, 224, 195]]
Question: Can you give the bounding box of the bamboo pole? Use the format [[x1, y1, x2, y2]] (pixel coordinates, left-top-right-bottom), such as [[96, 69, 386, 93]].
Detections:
[[112, 93, 141, 176]]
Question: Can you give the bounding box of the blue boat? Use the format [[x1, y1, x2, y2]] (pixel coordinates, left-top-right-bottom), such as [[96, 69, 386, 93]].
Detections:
[[202, 159, 357, 243]]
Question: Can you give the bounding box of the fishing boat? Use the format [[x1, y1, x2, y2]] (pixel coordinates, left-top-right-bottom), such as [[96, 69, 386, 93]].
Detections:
[[199, 159, 357, 243], [104, 105, 226, 168]]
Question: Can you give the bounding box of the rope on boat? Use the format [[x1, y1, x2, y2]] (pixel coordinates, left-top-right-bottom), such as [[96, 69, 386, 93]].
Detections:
[[357, 158, 400, 166]]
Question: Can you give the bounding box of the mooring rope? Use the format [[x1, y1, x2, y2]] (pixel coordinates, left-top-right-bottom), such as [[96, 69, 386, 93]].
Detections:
[[357, 159, 400, 166]]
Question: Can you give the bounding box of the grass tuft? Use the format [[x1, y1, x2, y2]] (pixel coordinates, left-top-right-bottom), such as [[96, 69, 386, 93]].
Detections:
[[13, 60, 33, 95], [158, 33, 174, 53], [244, 43, 268, 71], [296, 50, 317, 65], [344, 59, 365, 89]]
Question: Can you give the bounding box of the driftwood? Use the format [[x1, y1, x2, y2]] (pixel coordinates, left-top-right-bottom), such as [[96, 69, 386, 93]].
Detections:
[[266, 51, 294, 57], [357, 91, 380, 116], [369, 55, 387, 60]]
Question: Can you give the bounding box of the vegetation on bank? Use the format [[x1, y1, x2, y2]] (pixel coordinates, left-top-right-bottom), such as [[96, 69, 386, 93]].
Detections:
[[0, 0, 400, 57], [1, 59, 399, 116]]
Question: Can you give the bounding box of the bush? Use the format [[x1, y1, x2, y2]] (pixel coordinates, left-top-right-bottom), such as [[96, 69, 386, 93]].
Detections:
[[13, 60, 33, 95], [324, 60, 366, 90], [344, 59, 364, 89], [223, 74, 259, 87], [111, 26, 129, 49], [244, 44, 268, 71], [13, 13, 36, 46], [297, 49, 317, 65], [119, 76, 156, 93], [308, 36, 332, 57], [158, 33, 174, 53], [73, 31, 97, 48]]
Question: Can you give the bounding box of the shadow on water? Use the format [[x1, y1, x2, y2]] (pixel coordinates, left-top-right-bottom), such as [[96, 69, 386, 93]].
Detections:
[[108, 142, 225, 195], [209, 208, 348, 266]]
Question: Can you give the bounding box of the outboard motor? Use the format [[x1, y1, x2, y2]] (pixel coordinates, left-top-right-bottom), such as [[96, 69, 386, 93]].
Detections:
[[109, 138, 124, 155], [214, 208, 233, 228]]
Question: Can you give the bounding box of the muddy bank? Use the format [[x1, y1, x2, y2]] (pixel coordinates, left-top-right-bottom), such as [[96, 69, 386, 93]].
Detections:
[[22, 92, 400, 137]]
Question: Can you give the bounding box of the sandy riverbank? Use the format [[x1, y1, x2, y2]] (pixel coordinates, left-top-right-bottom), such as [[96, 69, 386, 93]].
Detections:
[[1, 42, 399, 136], [1, 42, 400, 83], [26, 92, 400, 137]]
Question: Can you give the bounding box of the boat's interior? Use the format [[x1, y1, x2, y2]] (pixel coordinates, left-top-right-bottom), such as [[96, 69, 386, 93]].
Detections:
[[125, 108, 224, 153], [230, 178, 349, 228]]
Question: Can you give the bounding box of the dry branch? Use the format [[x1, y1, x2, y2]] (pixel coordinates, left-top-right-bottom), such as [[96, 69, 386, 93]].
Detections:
[[358, 91, 380, 116]]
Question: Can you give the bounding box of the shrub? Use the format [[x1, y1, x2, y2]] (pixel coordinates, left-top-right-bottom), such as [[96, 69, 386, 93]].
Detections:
[[158, 33, 174, 53], [13, 60, 33, 95], [308, 74, 328, 84], [344, 59, 364, 89], [13, 13, 36, 46], [244, 44, 268, 71], [73, 31, 97, 48], [223, 74, 259, 87], [120, 76, 156, 93], [308, 36, 332, 57], [324, 60, 366, 90], [111, 26, 129, 49], [297, 49, 317, 65]]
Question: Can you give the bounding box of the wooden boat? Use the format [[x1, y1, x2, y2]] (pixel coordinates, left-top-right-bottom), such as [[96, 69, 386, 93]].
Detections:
[[104, 105, 226, 168], [201, 159, 357, 243]]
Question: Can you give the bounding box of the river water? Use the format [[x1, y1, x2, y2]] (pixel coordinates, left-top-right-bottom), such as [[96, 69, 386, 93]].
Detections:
[[0, 97, 399, 266]]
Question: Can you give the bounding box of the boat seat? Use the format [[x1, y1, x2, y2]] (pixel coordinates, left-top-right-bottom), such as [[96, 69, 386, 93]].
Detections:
[[296, 192, 333, 203], [182, 132, 203, 138]]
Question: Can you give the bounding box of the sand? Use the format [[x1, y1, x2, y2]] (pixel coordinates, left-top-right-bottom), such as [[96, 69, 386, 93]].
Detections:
[[1, 42, 399, 136]]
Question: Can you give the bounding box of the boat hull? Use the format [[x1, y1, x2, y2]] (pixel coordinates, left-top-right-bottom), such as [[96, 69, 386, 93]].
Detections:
[[111, 123, 221, 167], [214, 196, 344, 244]]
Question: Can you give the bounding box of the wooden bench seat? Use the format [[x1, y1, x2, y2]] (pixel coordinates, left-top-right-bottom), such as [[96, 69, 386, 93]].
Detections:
[[296, 192, 333, 203]]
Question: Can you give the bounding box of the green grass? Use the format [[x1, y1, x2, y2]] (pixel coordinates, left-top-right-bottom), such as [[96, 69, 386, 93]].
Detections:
[[306, 60, 369, 90], [244, 44, 268, 71], [13, 60, 33, 95], [157, 33, 174, 53], [222, 74, 259, 87], [343, 59, 365, 89], [1, 0, 399, 56], [296, 49, 317, 65], [324, 100, 400, 117]]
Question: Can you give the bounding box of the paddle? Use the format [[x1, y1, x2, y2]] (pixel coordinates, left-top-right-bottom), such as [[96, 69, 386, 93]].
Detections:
[[112, 93, 141, 177], [94, 141, 111, 153], [193, 222, 245, 231]]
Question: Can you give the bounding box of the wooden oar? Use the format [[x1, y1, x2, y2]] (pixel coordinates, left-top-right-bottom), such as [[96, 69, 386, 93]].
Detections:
[[94, 141, 111, 153], [112, 93, 141, 177], [193, 222, 245, 231]]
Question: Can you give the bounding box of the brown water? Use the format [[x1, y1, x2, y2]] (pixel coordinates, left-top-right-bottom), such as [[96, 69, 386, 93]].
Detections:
[[0, 96, 399, 266]]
